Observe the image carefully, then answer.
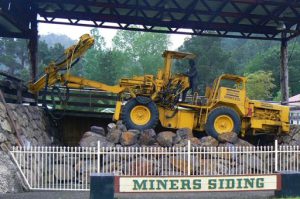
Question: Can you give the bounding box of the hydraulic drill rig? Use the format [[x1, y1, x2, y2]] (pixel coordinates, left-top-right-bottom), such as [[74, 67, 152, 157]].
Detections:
[[29, 34, 290, 140]]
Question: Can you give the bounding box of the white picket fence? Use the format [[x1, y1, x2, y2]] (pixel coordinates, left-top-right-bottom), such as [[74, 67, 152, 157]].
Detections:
[[290, 112, 300, 125], [10, 140, 300, 191]]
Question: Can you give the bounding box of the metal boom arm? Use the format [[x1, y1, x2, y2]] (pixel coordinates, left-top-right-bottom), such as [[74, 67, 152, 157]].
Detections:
[[29, 34, 124, 94]]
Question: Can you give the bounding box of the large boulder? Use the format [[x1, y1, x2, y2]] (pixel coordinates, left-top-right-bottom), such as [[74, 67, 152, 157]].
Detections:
[[292, 132, 300, 143], [174, 139, 188, 147], [106, 129, 122, 144], [116, 120, 127, 132], [176, 128, 194, 139], [139, 129, 156, 146], [0, 133, 7, 143], [157, 131, 177, 147], [195, 159, 217, 176], [125, 157, 155, 175], [218, 132, 238, 144], [107, 123, 117, 134], [169, 155, 191, 175], [79, 131, 114, 147], [234, 138, 253, 147], [190, 137, 201, 147], [0, 151, 26, 193], [120, 131, 138, 146], [90, 126, 106, 136], [199, 136, 219, 147], [0, 119, 11, 133]]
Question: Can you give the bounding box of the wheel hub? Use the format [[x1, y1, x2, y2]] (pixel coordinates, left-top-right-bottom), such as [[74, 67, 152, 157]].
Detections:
[[130, 105, 151, 125], [214, 115, 234, 134]]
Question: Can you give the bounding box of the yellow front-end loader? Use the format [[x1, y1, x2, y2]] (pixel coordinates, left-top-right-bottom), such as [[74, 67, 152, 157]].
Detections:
[[29, 34, 290, 140]]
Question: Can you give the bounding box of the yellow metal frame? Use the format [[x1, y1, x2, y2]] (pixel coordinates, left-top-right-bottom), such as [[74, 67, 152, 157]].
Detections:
[[157, 74, 289, 136], [29, 34, 290, 137]]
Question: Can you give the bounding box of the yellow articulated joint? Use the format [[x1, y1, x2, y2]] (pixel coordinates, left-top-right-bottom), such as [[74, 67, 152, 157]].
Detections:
[[28, 72, 60, 93]]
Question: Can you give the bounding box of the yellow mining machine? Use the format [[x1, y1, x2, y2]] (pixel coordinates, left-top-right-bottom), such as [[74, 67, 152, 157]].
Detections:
[[29, 34, 290, 139]]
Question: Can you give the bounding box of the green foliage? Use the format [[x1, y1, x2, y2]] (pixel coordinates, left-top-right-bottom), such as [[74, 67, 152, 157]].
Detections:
[[222, 39, 278, 73], [245, 46, 280, 89], [82, 29, 117, 85], [244, 42, 300, 97], [0, 38, 29, 78], [0, 37, 66, 81], [82, 29, 170, 85], [38, 41, 65, 74], [112, 30, 171, 77], [177, 36, 236, 94], [273, 90, 282, 102], [3, 29, 300, 102], [273, 88, 292, 102], [246, 70, 276, 100], [287, 44, 300, 96]]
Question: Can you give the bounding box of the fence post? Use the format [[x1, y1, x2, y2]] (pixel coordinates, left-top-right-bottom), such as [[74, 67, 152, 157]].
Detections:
[[187, 140, 191, 176], [97, 141, 100, 173], [275, 139, 278, 172]]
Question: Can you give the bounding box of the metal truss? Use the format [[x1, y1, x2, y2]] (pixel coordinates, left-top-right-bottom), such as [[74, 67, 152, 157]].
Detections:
[[0, 0, 299, 41], [34, 0, 300, 41], [0, 0, 32, 38]]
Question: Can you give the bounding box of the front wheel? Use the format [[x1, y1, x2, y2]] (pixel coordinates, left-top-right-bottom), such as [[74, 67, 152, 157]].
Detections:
[[121, 98, 159, 131], [205, 106, 241, 139]]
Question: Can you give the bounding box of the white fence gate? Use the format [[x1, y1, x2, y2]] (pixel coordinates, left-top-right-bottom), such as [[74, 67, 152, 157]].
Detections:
[[10, 140, 300, 191]]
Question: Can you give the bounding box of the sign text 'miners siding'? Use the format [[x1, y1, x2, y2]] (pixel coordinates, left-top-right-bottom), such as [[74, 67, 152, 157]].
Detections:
[[118, 175, 278, 192]]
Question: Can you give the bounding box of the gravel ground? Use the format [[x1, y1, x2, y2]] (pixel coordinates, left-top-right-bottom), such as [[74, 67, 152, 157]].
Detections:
[[0, 191, 275, 199]]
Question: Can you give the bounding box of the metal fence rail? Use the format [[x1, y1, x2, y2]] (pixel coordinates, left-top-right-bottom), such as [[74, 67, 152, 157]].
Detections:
[[10, 140, 300, 191], [10, 146, 98, 191], [290, 112, 300, 125]]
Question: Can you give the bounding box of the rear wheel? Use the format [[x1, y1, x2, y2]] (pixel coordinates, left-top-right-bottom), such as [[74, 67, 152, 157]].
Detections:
[[121, 97, 159, 130], [205, 106, 241, 139]]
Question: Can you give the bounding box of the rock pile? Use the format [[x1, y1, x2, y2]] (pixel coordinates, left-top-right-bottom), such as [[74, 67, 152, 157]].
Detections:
[[34, 123, 300, 187], [76, 122, 269, 179], [0, 151, 26, 193], [79, 121, 253, 148], [80, 123, 194, 148], [0, 103, 52, 193], [0, 103, 52, 151], [278, 125, 300, 146]]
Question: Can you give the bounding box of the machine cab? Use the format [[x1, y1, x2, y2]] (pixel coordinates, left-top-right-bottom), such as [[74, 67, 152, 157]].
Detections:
[[206, 74, 247, 107]]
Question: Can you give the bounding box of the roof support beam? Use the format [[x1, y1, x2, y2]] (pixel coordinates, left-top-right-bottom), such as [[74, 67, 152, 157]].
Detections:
[[38, 10, 278, 34], [288, 30, 300, 41], [2, 0, 300, 41], [280, 33, 289, 104], [37, 19, 281, 41], [28, 9, 38, 82]]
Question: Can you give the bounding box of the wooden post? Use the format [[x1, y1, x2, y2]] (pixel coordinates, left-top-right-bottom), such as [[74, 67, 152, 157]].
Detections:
[[28, 13, 38, 83], [280, 33, 289, 104], [28, 9, 38, 105], [16, 81, 23, 104]]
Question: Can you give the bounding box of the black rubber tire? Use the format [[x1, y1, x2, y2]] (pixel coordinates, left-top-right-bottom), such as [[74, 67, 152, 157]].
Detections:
[[136, 96, 152, 104], [121, 98, 159, 131], [205, 106, 241, 139]]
